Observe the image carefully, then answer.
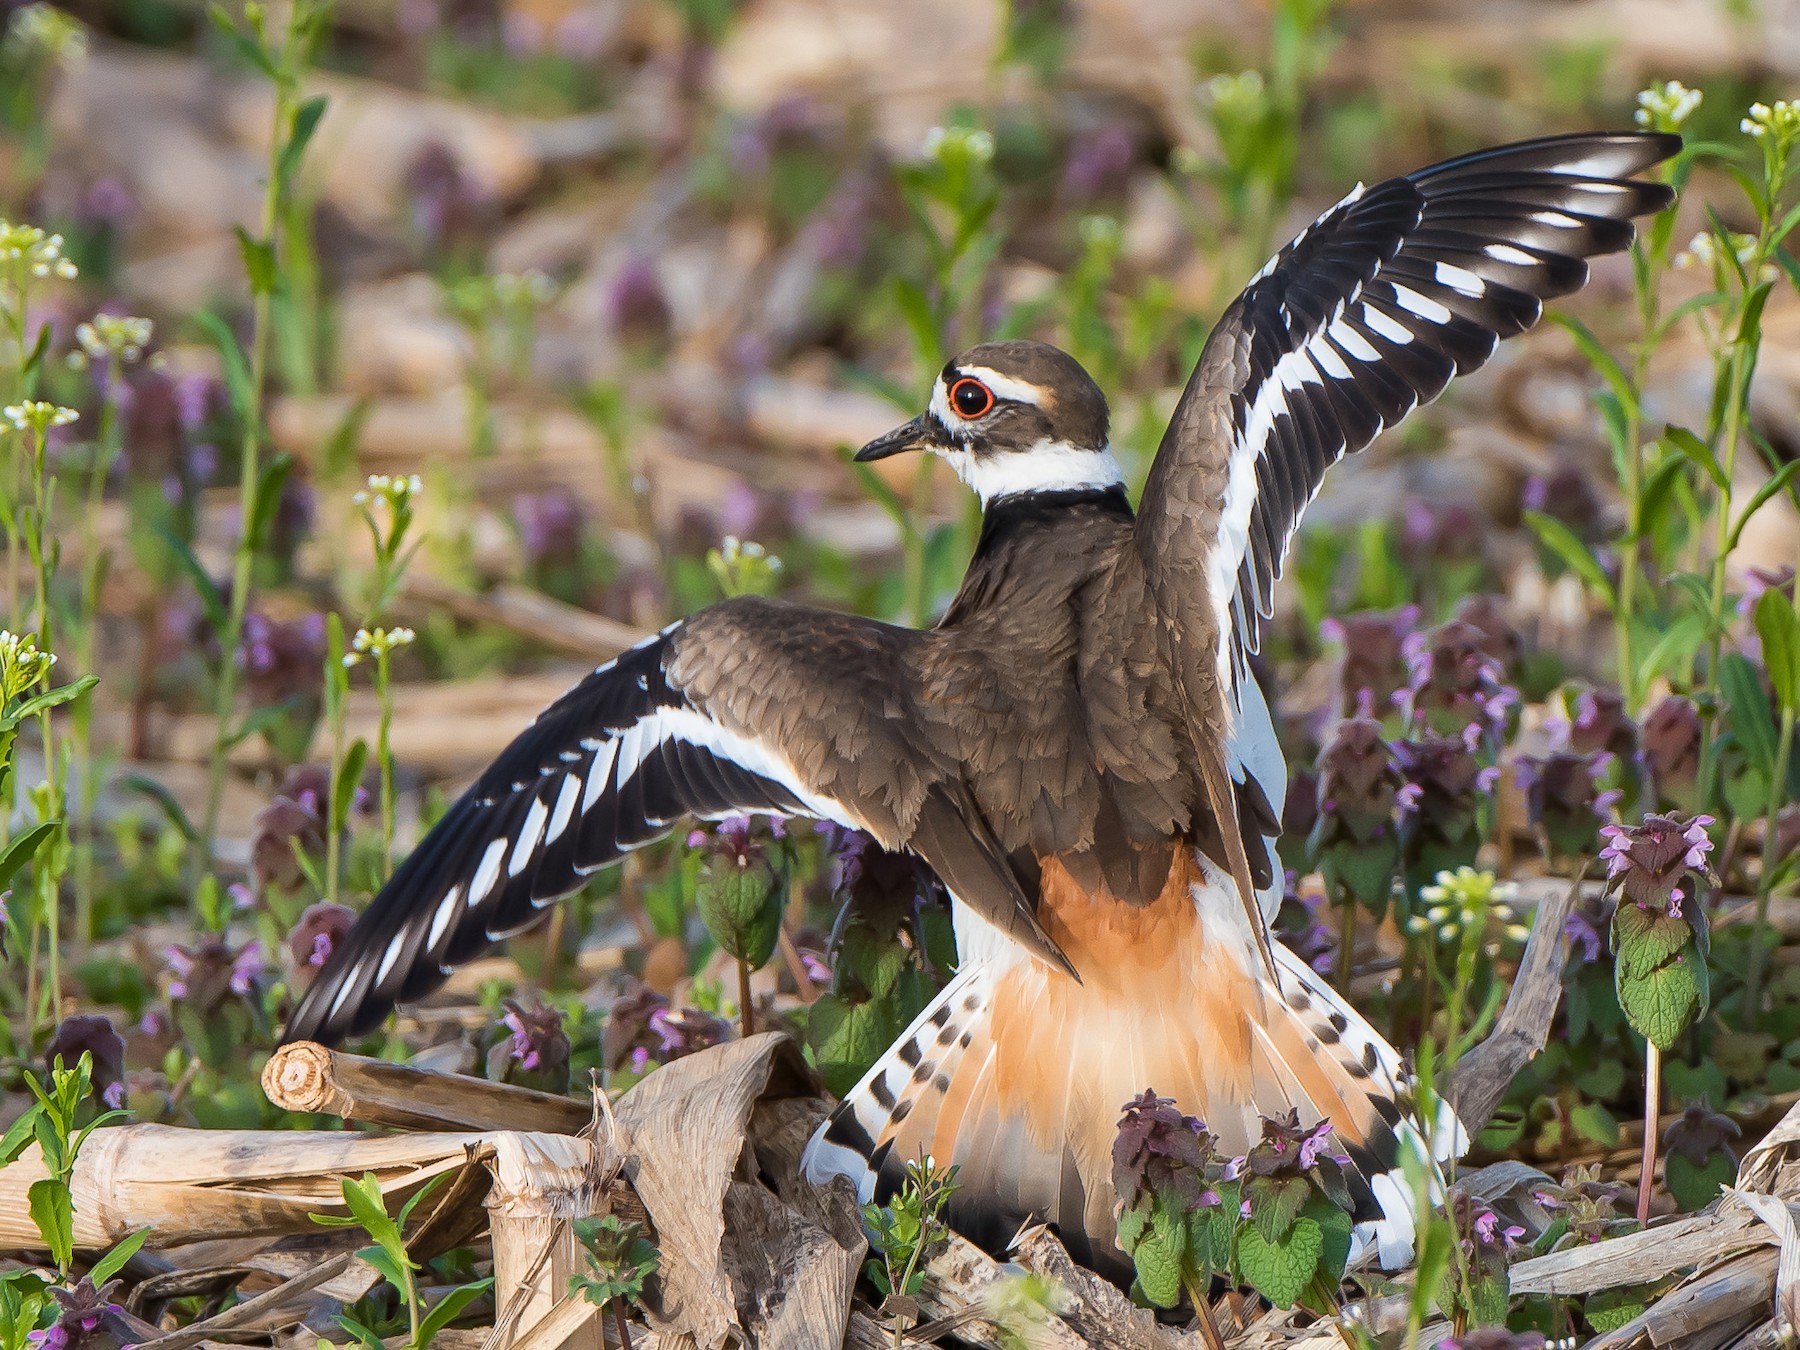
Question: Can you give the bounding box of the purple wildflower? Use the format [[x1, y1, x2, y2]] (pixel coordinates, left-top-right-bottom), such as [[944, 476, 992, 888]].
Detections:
[[1062, 124, 1136, 201], [288, 902, 356, 978], [1598, 813, 1716, 918], [488, 998, 572, 1093], [1319, 605, 1419, 716], [1515, 749, 1617, 857], [605, 257, 672, 347], [1397, 620, 1517, 742], [513, 487, 586, 574], [1562, 889, 1614, 964], [1111, 1090, 1223, 1214], [647, 1005, 730, 1061], [1642, 694, 1701, 806], [44, 1015, 127, 1111], [250, 791, 326, 895]]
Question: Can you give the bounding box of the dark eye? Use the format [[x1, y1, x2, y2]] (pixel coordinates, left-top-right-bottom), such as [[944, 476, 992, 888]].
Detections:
[[949, 377, 995, 419]]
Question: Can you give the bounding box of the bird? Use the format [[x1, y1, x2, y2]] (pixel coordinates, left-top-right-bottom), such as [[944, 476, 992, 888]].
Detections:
[[284, 130, 1678, 1277]]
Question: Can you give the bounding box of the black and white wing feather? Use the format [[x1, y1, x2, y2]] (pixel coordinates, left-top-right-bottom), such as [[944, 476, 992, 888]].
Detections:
[[285, 599, 1072, 1046], [283, 629, 825, 1044], [1137, 131, 1679, 701]]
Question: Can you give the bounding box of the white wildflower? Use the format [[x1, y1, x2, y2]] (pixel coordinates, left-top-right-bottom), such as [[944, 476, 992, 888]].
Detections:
[[76, 314, 153, 365], [1634, 79, 1702, 131]]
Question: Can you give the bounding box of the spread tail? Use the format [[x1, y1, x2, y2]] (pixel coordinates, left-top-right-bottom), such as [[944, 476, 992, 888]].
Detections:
[[802, 911, 1462, 1279]]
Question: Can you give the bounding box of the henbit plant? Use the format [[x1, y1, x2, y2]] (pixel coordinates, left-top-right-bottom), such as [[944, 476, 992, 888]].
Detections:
[[195, 0, 334, 879], [569, 1214, 659, 1350], [312, 1173, 493, 1350], [689, 815, 789, 1038], [0, 1051, 131, 1278], [1598, 813, 1717, 1222], [862, 1155, 960, 1349], [0, 1229, 148, 1350]]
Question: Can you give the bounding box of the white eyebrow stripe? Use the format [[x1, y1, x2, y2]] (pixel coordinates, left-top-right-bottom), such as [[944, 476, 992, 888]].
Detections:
[[953, 366, 1050, 408]]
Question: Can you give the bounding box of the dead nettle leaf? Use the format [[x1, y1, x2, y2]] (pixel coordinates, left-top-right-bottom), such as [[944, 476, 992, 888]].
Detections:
[[611, 1031, 818, 1348]]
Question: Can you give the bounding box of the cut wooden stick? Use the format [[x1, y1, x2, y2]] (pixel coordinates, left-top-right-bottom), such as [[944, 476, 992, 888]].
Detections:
[[0, 1123, 494, 1250], [486, 1133, 611, 1350], [264, 1040, 593, 1134]]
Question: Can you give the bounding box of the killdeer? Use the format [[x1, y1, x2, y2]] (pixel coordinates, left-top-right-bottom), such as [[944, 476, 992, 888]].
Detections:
[[286, 131, 1677, 1274]]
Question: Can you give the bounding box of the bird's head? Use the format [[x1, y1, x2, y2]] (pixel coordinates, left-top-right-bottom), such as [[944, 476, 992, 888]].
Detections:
[[855, 340, 1121, 507]]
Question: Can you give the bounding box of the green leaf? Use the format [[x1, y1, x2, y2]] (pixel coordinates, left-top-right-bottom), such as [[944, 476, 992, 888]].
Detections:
[[1663, 424, 1727, 488], [247, 452, 295, 551], [1250, 1175, 1310, 1243], [1720, 651, 1779, 775], [5, 677, 99, 730], [1301, 1196, 1353, 1282], [1728, 459, 1800, 551], [1524, 511, 1615, 607], [192, 309, 256, 423], [1548, 312, 1638, 419], [396, 1171, 451, 1229], [1584, 1287, 1650, 1333], [1613, 903, 1696, 974], [0, 822, 56, 895], [234, 226, 279, 296], [357, 1242, 411, 1298], [1664, 1150, 1736, 1212], [88, 1228, 151, 1286], [323, 397, 371, 481], [334, 1314, 388, 1350], [207, 2, 279, 77], [0, 1104, 42, 1166], [277, 95, 329, 198], [694, 854, 782, 968], [1616, 946, 1708, 1050], [149, 523, 229, 638], [1569, 1099, 1620, 1148], [334, 739, 369, 828], [26, 1178, 73, 1271], [1235, 1213, 1324, 1310], [1129, 1231, 1182, 1308], [1756, 590, 1800, 713], [805, 994, 893, 1097], [418, 1278, 494, 1346]]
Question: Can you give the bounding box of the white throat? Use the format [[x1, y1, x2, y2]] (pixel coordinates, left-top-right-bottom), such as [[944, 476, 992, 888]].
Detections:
[[938, 438, 1125, 506]]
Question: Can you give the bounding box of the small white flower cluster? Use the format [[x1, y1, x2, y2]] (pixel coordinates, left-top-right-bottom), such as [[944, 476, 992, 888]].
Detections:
[[0, 222, 79, 281], [75, 315, 153, 365], [343, 625, 416, 667], [5, 3, 87, 63], [1634, 79, 1702, 131], [718, 535, 782, 573], [1404, 865, 1527, 949], [1675, 228, 1761, 273], [1204, 69, 1266, 111], [1742, 99, 1800, 141], [922, 125, 995, 168], [352, 473, 424, 508], [491, 271, 557, 310], [0, 629, 56, 703], [3, 401, 78, 433]]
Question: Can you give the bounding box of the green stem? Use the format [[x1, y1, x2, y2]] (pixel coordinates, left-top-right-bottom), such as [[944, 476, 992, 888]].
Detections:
[[1637, 1040, 1661, 1224], [196, 29, 302, 879], [1698, 331, 1751, 794], [377, 645, 395, 881]]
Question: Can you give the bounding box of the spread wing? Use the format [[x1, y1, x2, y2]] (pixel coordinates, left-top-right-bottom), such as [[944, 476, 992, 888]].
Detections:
[[1138, 130, 1678, 700], [1135, 130, 1678, 966], [284, 601, 1067, 1046]]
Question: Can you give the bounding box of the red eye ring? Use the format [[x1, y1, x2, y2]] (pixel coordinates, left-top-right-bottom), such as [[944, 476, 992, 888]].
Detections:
[[948, 377, 995, 419]]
